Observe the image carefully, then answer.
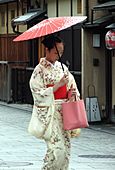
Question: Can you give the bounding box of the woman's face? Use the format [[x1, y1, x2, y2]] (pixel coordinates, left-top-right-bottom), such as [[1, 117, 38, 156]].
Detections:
[[46, 42, 64, 64]]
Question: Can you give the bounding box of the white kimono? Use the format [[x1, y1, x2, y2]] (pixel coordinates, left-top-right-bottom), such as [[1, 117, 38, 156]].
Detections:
[[29, 58, 80, 170]]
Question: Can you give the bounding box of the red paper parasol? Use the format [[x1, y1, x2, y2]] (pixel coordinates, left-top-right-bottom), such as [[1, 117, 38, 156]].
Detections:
[[13, 16, 87, 42]]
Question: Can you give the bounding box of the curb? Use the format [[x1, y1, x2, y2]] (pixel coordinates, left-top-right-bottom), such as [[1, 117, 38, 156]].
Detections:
[[0, 101, 32, 112]]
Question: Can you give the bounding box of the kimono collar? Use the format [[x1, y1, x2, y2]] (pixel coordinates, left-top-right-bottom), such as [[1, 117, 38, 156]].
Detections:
[[39, 58, 56, 69]]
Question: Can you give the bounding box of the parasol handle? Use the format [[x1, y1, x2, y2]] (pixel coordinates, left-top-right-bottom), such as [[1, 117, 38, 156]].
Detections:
[[54, 43, 64, 72]]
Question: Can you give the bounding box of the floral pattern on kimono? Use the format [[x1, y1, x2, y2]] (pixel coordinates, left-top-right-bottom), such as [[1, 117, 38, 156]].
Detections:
[[29, 58, 80, 135], [29, 58, 80, 170]]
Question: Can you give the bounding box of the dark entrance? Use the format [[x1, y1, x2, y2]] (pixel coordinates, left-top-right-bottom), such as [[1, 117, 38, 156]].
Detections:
[[59, 27, 81, 94]]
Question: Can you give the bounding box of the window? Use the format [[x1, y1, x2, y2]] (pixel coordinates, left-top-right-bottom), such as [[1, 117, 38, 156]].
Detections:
[[29, 0, 47, 10], [11, 10, 15, 20], [30, 0, 42, 9], [98, 0, 109, 3], [1, 11, 5, 27], [22, 8, 26, 15], [77, 0, 82, 14]]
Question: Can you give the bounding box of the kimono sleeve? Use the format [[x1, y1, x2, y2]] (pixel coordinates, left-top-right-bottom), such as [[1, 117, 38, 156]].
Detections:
[[29, 65, 55, 107]]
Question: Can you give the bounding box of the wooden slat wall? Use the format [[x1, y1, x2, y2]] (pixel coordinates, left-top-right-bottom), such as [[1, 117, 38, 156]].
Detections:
[[0, 35, 28, 62], [0, 36, 7, 60], [38, 37, 45, 62]]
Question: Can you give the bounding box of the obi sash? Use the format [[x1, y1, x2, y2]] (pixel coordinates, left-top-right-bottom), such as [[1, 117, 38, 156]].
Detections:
[[47, 84, 67, 99]]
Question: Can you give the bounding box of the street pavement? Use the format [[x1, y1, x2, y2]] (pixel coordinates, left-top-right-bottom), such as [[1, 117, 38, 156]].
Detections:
[[0, 102, 115, 170]]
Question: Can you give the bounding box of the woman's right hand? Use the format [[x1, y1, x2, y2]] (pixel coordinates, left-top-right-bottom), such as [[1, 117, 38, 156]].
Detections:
[[53, 74, 69, 92], [58, 74, 69, 87]]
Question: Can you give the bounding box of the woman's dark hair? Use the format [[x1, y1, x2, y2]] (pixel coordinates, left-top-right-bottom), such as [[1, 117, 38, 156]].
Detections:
[[42, 35, 64, 51]]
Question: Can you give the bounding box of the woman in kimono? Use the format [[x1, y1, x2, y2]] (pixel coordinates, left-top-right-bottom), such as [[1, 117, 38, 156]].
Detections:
[[29, 35, 80, 170]]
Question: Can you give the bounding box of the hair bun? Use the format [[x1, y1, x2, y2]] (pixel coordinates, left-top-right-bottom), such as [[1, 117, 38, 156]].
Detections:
[[41, 34, 63, 50], [42, 35, 55, 46]]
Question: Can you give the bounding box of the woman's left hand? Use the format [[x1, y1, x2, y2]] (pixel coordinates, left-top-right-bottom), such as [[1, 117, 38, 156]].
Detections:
[[68, 84, 77, 101]]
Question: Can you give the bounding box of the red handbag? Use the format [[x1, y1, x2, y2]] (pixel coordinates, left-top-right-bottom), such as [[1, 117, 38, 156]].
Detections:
[[62, 98, 89, 130]]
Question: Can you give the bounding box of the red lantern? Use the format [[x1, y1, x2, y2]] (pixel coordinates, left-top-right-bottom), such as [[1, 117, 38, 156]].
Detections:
[[105, 30, 115, 50]]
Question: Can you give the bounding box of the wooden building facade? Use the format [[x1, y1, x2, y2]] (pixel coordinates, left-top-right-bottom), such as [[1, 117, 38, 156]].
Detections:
[[0, 0, 47, 103]]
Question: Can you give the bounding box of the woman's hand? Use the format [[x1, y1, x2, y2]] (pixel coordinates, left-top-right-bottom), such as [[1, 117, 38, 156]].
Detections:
[[53, 74, 69, 92], [59, 74, 69, 87], [68, 84, 77, 101]]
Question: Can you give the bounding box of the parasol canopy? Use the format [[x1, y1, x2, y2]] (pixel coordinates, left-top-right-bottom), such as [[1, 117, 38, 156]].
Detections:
[[13, 16, 87, 42]]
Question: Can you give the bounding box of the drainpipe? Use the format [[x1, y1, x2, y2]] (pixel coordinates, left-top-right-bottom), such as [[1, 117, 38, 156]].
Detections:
[[91, 9, 94, 24], [82, 0, 88, 98], [105, 50, 112, 123], [27, 0, 30, 12], [6, 3, 8, 34], [86, 0, 89, 21], [70, 0, 74, 70], [16, 0, 19, 32], [56, 0, 58, 17], [70, 0, 73, 16]]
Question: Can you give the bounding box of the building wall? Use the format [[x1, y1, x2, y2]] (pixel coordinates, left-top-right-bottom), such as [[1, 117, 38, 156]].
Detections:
[[82, 30, 106, 117], [0, 1, 28, 62], [0, 5, 7, 34], [47, 0, 57, 17], [18, 2, 27, 33], [82, 0, 108, 117], [58, 0, 71, 16], [47, 0, 82, 17], [88, 0, 109, 21], [0, 2, 27, 34], [8, 3, 16, 33]]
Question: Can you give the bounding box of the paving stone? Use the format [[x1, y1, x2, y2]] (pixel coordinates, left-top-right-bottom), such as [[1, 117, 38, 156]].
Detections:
[[0, 103, 115, 170]]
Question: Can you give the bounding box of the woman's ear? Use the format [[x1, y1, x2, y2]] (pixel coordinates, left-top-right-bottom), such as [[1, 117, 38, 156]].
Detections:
[[45, 47, 50, 55], [45, 47, 48, 51]]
